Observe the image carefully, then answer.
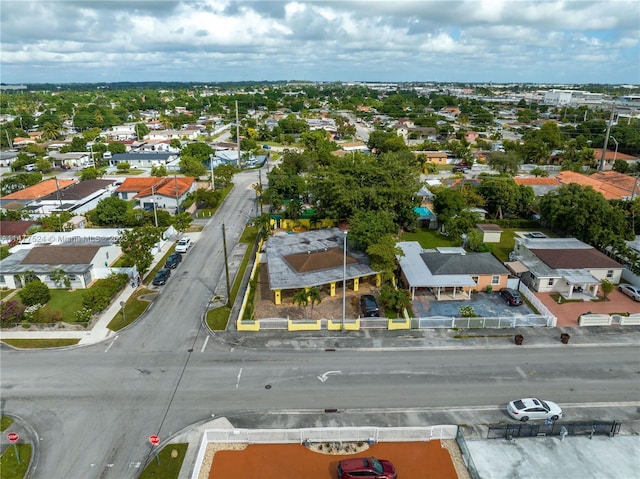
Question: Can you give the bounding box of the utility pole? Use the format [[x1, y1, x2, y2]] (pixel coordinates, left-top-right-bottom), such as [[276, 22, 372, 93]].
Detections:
[[222, 223, 231, 308], [236, 100, 241, 168], [598, 102, 616, 172]]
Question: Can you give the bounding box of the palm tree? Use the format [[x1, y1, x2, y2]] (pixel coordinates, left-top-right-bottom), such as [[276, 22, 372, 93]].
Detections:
[[306, 288, 322, 319], [292, 289, 310, 318]]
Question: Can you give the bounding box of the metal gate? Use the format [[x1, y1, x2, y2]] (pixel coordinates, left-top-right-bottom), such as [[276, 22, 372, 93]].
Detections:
[[487, 421, 621, 439]]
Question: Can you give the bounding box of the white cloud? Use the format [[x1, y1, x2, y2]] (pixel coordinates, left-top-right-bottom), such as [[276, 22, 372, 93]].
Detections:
[[0, 0, 638, 84]]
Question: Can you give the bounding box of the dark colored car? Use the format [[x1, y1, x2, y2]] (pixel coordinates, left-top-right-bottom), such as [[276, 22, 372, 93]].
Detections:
[[452, 165, 467, 173], [164, 252, 182, 269], [500, 288, 523, 306], [360, 294, 380, 317], [338, 457, 397, 479], [152, 268, 171, 286]]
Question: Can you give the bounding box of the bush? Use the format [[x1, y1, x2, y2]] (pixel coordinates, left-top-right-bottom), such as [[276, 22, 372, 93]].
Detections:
[[81, 273, 129, 313], [0, 300, 26, 324], [19, 281, 51, 306]]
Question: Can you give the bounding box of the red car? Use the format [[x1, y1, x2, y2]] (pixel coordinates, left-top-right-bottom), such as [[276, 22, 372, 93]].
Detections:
[[59, 164, 71, 170], [338, 457, 397, 479]]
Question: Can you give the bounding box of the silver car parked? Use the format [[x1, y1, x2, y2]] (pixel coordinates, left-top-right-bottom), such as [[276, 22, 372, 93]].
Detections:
[[618, 284, 640, 301]]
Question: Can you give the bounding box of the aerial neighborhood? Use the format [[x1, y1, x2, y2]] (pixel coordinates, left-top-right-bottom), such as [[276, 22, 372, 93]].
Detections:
[[1, 80, 640, 478], [1, 82, 639, 331]]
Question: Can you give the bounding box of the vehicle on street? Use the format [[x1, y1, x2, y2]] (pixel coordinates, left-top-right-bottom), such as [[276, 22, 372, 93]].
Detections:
[[359, 294, 380, 317], [338, 457, 397, 479], [507, 397, 563, 422], [152, 268, 171, 286], [24, 163, 37, 172], [500, 288, 523, 306], [618, 283, 640, 301], [164, 252, 182, 269], [452, 165, 467, 173], [60, 164, 71, 170], [175, 237, 191, 253]]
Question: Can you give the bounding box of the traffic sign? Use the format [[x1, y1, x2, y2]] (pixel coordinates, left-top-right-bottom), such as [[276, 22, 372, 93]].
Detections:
[[149, 435, 160, 446], [7, 432, 19, 443]]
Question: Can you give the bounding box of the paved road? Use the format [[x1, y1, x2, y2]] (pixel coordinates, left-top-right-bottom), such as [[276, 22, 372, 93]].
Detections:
[[1, 169, 640, 478]]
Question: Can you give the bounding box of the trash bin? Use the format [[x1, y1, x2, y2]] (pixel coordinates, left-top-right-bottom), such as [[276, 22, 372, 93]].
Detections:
[[514, 334, 524, 345], [561, 333, 570, 344]]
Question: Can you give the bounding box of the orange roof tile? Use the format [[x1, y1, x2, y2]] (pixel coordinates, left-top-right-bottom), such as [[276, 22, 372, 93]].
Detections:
[[117, 177, 196, 199], [556, 171, 630, 200], [1, 179, 77, 201], [513, 177, 561, 186], [592, 148, 638, 161]]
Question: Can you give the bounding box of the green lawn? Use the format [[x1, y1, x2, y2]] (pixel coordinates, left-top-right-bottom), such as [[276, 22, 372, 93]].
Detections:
[[107, 288, 155, 331], [40, 288, 86, 322], [0, 289, 15, 300], [1, 338, 80, 349], [0, 443, 32, 479], [399, 227, 459, 248], [1, 416, 13, 431], [138, 444, 188, 479]]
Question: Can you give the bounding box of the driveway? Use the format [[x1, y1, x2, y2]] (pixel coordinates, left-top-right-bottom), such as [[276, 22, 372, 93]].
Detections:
[[412, 291, 535, 318]]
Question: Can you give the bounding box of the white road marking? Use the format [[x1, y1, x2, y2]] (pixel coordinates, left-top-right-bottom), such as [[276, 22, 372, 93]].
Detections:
[[317, 370, 342, 382], [201, 335, 210, 352], [515, 366, 528, 379], [104, 335, 118, 353], [236, 368, 242, 388]]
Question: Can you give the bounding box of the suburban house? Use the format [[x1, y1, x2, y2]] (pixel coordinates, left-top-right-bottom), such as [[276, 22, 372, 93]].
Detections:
[[556, 170, 639, 200], [396, 242, 511, 300], [508, 234, 623, 299], [107, 152, 178, 169], [0, 178, 77, 211], [264, 228, 379, 305], [47, 152, 91, 168], [0, 221, 39, 245], [591, 148, 638, 169], [144, 129, 200, 141], [395, 125, 438, 144], [115, 177, 197, 212], [30, 179, 117, 216], [513, 176, 562, 197], [0, 228, 124, 290], [413, 151, 449, 165]]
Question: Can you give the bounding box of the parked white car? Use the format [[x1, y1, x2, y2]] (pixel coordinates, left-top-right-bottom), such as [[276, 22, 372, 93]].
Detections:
[[618, 284, 640, 302], [175, 237, 191, 253], [507, 398, 563, 422]]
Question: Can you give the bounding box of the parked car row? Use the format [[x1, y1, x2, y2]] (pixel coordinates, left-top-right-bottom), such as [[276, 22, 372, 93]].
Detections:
[[152, 245, 188, 286]]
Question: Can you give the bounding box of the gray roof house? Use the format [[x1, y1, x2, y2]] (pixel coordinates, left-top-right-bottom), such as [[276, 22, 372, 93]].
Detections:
[[508, 235, 623, 299], [0, 242, 122, 290], [397, 242, 511, 300], [265, 228, 378, 304]]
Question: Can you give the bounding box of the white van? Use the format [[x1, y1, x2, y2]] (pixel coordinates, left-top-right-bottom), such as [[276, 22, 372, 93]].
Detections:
[[24, 164, 37, 172]]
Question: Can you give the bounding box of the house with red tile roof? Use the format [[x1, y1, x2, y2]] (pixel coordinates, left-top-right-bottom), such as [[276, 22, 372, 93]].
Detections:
[[0, 178, 78, 209], [513, 176, 562, 196], [510, 235, 622, 299], [556, 171, 633, 200], [115, 177, 197, 212], [592, 148, 638, 169]]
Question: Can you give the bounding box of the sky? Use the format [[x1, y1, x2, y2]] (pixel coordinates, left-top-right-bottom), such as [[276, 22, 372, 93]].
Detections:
[[1, 0, 639, 85]]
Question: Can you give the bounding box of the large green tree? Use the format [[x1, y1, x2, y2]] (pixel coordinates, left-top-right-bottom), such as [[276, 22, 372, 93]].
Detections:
[[117, 225, 162, 275], [93, 197, 129, 226], [539, 184, 631, 247], [348, 210, 397, 251]]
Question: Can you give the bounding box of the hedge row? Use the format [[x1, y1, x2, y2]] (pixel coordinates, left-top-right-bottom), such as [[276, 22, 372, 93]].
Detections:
[[82, 273, 129, 313]]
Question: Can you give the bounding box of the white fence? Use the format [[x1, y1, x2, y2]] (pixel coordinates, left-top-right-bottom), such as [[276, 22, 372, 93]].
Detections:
[[191, 425, 457, 479], [413, 314, 552, 329], [579, 313, 612, 326], [518, 283, 557, 327]]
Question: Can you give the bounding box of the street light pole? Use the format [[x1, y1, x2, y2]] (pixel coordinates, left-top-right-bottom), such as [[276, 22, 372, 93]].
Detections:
[[342, 231, 347, 331], [151, 184, 158, 228], [611, 136, 619, 166]]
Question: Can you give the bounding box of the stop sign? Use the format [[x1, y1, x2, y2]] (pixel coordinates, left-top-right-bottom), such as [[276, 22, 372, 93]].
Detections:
[[7, 432, 19, 443], [149, 435, 160, 446]]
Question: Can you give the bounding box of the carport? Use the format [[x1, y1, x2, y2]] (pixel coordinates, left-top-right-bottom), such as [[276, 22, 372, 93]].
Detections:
[[397, 242, 476, 300], [559, 269, 600, 299]]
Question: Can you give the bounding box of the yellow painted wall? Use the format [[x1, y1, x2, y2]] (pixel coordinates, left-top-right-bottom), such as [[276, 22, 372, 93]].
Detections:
[[237, 319, 260, 331], [288, 319, 321, 331], [327, 319, 361, 331], [388, 317, 411, 330]]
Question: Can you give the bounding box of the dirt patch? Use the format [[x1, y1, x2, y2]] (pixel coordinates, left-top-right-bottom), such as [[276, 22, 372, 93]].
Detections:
[[208, 441, 459, 479]]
